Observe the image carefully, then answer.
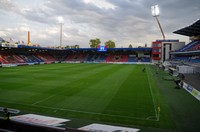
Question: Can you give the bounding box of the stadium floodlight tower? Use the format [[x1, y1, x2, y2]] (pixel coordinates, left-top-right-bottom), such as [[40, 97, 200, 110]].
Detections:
[[151, 5, 165, 40], [57, 16, 64, 48]]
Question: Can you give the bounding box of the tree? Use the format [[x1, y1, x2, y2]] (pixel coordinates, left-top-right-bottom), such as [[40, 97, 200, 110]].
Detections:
[[70, 45, 75, 48], [105, 40, 115, 48], [129, 44, 133, 48], [89, 38, 101, 48], [96, 38, 101, 47], [65, 45, 70, 49], [74, 44, 79, 48]]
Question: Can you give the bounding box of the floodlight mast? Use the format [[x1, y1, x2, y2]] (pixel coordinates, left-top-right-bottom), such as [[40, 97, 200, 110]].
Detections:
[[58, 16, 64, 48], [151, 5, 165, 40]]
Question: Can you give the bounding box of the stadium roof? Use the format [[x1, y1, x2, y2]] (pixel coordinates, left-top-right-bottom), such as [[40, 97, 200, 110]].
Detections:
[[173, 19, 200, 36], [17, 45, 152, 51], [0, 43, 152, 52]]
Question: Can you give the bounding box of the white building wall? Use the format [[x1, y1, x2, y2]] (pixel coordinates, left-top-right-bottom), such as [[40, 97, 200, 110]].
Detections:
[[171, 42, 185, 51], [161, 42, 185, 62]]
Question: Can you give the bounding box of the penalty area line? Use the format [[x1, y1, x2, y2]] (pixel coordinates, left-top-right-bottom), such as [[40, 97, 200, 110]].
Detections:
[[0, 99, 159, 122]]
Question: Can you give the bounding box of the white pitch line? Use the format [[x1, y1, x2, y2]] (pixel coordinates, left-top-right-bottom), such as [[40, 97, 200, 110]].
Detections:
[[0, 99, 159, 122], [33, 105, 157, 121], [31, 73, 87, 105], [31, 83, 83, 105], [32, 94, 57, 105], [145, 65, 159, 121]]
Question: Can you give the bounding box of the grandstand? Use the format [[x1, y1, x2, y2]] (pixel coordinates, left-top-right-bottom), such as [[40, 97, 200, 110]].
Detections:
[[168, 19, 200, 98], [172, 19, 200, 64], [0, 42, 152, 65]]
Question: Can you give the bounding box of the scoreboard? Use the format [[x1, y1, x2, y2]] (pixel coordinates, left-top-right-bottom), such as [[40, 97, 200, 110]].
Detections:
[[98, 45, 108, 52]]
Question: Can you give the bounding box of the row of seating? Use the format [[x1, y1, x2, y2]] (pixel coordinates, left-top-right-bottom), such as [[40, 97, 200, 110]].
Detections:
[[171, 56, 200, 63], [177, 40, 200, 52], [0, 54, 57, 64], [172, 40, 200, 64], [188, 43, 200, 51], [63, 54, 151, 62], [0, 53, 151, 64]]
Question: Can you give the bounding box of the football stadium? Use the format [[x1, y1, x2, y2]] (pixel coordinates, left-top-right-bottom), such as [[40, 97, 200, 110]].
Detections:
[[0, 1, 200, 132]]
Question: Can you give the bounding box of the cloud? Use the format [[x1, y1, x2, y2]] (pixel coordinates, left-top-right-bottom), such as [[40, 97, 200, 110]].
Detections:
[[0, 0, 200, 47], [83, 0, 117, 10], [0, 0, 16, 11]]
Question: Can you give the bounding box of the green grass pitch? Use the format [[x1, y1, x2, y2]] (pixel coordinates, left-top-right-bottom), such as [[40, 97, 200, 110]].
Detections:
[[0, 63, 200, 132]]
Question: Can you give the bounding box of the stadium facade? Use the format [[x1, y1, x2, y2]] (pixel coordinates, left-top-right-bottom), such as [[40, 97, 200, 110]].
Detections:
[[152, 39, 185, 63]]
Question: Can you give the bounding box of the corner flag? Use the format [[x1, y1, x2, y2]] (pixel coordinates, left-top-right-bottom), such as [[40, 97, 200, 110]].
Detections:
[[158, 106, 160, 113]]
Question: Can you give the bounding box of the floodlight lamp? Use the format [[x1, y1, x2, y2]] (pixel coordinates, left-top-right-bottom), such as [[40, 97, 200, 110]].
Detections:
[[57, 16, 64, 23], [155, 5, 160, 16], [151, 6, 155, 16], [151, 5, 160, 17]]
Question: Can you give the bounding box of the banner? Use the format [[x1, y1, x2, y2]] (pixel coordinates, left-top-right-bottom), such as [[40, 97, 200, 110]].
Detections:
[[182, 82, 200, 101], [1, 42, 18, 48], [79, 123, 140, 132], [12, 114, 70, 126]]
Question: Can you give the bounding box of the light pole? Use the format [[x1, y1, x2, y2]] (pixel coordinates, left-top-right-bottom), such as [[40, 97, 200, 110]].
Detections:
[[0, 30, 12, 41], [151, 5, 165, 40], [57, 16, 64, 48]]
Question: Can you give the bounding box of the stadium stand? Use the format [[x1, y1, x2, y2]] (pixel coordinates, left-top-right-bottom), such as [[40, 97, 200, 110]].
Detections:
[[119, 54, 129, 62], [0, 53, 59, 64], [188, 43, 200, 51], [171, 19, 200, 64], [64, 54, 75, 61], [63, 53, 87, 62], [176, 40, 200, 52], [190, 56, 200, 63], [0, 54, 17, 64], [0, 46, 152, 65], [86, 54, 94, 61], [98, 54, 106, 62], [106, 54, 115, 62], [141, 57, 151, 62], [36, 54, 57, 64], [128, 56, 138, 62], [20, 54, 39, 63]]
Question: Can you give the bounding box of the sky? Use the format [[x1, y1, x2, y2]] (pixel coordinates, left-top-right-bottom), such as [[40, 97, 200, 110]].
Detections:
[[0, 0, 200, 48]]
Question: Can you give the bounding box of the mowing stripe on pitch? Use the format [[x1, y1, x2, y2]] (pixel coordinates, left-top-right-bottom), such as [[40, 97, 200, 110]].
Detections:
[[145, 65, 159, 121]]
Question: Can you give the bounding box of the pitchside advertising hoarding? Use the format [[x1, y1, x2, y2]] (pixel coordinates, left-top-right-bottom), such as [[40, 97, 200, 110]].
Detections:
[[12, 114, 70, 126], [183, 82, 200, 101], [79, 123, 140, 132]]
